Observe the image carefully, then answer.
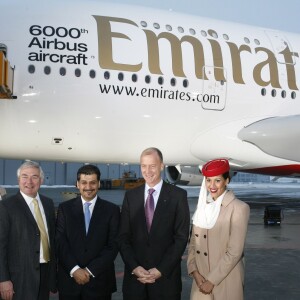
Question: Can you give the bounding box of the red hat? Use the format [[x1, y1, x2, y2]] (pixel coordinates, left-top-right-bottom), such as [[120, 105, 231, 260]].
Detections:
[[202, 159, 230, 177]]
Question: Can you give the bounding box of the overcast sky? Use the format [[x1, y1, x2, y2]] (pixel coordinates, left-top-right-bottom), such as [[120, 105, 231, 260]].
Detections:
[[109, 0, 300, 34]]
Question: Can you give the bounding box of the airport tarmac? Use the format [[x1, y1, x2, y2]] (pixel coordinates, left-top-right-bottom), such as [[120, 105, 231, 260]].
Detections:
[[3, 183, 300, 300]]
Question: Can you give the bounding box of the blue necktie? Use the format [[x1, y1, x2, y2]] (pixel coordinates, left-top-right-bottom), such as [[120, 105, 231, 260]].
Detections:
[[84, 202, 92, 234], [145, 188, 155, 232]]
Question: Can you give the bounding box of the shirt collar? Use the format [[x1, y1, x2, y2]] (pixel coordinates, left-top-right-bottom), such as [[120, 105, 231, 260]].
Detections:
[[81, 195, 97, 206], [145, 179, 163, 194], [20, 191, 40, 205]]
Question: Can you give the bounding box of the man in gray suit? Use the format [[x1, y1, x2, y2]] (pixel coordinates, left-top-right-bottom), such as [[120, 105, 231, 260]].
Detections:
[[0, 161, 56, 300]]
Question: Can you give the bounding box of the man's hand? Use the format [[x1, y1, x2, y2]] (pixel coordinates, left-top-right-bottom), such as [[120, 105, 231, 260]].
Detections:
[[132, 266, 155, 284], [73, 268, 90, 285], [0, 281, 14, 300], [148, 268, 162, 280]]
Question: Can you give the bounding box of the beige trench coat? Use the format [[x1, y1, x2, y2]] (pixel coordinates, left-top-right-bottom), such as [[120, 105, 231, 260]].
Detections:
[[187, 190, 250, 300]]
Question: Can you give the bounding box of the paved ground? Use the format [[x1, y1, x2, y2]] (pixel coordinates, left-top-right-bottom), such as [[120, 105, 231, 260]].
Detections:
[[108, 202, 300, 300], [3, 184, 300, 299]]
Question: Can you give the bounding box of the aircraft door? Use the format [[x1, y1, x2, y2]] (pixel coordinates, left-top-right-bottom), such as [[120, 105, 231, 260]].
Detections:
[[264, 31, 295, 64], [0, 44, 14, 99], [201, 66, 227, 111]]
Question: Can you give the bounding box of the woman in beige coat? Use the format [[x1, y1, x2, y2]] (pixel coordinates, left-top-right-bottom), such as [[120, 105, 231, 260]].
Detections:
[[187, 159, 250, 300]]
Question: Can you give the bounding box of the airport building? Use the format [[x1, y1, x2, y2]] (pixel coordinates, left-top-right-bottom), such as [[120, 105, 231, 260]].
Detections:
[[0, 159, 141, 186], [0, 158, 271, 186], [231, 172, 270, 183]]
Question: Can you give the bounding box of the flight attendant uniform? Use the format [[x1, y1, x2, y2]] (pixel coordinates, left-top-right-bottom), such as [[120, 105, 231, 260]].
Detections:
[[187, 159, 250, 300]]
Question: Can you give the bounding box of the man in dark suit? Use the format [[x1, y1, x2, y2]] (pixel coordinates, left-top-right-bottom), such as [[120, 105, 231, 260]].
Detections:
[[0, 160, 57, 300], [56, 164, 120, 300], [119, 147, 190, 300]]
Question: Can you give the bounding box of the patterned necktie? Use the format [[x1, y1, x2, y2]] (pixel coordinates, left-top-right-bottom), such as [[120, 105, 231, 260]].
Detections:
[[32, 198, 50, 262], [145, 188, 155, 232], [84, 202, 92, 234]]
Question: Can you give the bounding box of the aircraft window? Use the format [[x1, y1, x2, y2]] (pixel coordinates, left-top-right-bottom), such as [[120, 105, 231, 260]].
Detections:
[[244, 37, 250, 44], [145, 75, 151, 84], [189, 28, 196, 35], [170, 78, 176, 86], [44, 66, 51, 75], [166, 25, 172, 31], [153, 23, 160, 29], [183, 79, 188, 88], [140, 21, 147, 27], [75, 68, 81, 77], [261, 88, 266, 96], [28, 65, 35, 74], [89, 70, 96, 79], [271, 89, 276, 97], [60, 67, 66, 76], [118, 72, 124, 81], [254, 39, 260, 45], [132, 74, 137, 82], [291, 91, 296, 99], [104, 71, 110, 80], [223, 34, 229, 41], [158, 76, 164, 85], [220, 80, 225, 86], [281, 90, 286, 98], [201, 30, 207, 37], [208, 29, 218, 39], [178, 26, 184, 33]]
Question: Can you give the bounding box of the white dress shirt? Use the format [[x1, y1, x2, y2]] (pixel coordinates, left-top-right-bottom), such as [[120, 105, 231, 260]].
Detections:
[[144, 179, 163, 209], [21, 191, 50, 263], [70, 195, 98, 277]]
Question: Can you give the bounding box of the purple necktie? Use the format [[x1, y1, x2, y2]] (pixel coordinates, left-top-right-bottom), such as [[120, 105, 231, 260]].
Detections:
[[145, 188, 155, 232]]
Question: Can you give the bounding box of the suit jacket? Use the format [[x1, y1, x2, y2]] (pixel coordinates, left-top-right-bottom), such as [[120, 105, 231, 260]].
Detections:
[[187, 190, 250, 300], [119, 181, 190, 297], [0, 192, 57, 300], [55, 196, 120, 297]]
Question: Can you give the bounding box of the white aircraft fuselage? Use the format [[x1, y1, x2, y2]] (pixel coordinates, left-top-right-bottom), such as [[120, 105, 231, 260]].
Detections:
[[1, 0, 300, 177]]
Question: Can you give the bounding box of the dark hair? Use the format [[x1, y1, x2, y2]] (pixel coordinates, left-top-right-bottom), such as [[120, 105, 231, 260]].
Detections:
[[222, 172, 231, 183], [77, 164, 101, 181], [140, 147, 163, 162]]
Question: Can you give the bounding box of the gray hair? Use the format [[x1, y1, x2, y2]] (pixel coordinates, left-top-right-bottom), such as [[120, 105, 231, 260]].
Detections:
[[140, 147, 163, 162], [17, 160, 44, 180]]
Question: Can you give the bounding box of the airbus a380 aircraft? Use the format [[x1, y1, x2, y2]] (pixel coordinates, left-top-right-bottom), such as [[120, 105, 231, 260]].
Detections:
[[1, 0, 300, 184]]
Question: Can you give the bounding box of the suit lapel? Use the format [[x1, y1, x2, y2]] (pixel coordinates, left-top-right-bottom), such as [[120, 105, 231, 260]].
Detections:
[[16, 192, 39, 229], [150, 182, 170, 233], [88, 196, 102, 236], [133, 185, 149, 234], [72, 197, 86, 237], [221, 190, 235, 207], [137, 186, 149, 234]]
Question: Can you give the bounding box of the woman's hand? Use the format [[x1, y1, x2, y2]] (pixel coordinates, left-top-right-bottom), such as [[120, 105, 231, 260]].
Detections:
[[200, 279, 214, 294], [192, 270, 206, 289]]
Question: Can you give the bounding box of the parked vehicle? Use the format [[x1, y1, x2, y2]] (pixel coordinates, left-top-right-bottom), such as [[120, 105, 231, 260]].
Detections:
[[264, 205, 283, 225]]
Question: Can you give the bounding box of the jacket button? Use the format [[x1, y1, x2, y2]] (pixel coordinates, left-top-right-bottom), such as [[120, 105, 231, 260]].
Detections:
[[196, 251, 200, 254], [204, 235, 207, 238], [204, 252, 208, 256]]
